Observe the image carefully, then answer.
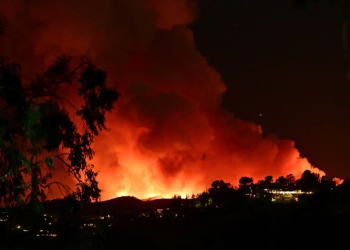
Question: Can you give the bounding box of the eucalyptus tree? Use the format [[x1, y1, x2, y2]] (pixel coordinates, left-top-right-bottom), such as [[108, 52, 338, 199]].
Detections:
[[0, 55, 119, 206]]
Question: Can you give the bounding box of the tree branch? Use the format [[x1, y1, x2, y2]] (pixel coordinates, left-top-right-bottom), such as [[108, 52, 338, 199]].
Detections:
[[39, 181, 73, 197]]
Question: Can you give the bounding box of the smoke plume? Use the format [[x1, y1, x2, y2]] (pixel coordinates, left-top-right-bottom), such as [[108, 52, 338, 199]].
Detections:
[[0, 0, 324, 199]]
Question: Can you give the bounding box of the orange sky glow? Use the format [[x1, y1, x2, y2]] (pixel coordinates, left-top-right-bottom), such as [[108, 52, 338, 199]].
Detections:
[[0, 0, 327, 200]]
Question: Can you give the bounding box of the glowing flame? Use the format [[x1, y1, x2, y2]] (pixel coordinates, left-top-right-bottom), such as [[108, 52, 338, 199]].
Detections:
[[333, 178, 344, 186], [0, 0, 326, 200]]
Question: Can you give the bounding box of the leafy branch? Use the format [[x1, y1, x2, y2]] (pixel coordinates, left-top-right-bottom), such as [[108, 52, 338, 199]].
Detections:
[[0, 55, 119, 206]]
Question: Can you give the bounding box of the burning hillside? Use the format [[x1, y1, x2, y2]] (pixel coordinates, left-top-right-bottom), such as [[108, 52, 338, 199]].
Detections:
[[0, 0, 325, 200]]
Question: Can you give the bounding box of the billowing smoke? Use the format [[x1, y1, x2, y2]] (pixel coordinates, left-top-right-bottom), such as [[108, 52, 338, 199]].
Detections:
[[0, 0, 324, 200]]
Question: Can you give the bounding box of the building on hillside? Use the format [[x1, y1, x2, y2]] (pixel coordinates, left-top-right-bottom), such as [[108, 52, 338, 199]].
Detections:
[[265, 189, 314, 202]]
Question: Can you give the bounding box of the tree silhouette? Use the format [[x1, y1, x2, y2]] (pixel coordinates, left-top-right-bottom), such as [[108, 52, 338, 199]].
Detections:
[[264, 175, 273, 183], [208, 180, 237, 207], [170, 194, 182, 209], [286, 174, 296, 190], [0, 55, 119, 205], [276, 176, 288, 186], [258, 175, 274, 185], [320, 176, 336, 190], [296, 170, 320, 191], [239, 177, 254, 186], [238, 177, 254, 198], [210, 180, 232, 190]]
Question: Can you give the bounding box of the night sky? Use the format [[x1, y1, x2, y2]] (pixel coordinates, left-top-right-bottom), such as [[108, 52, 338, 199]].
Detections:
[[192, 0, 350, 180]]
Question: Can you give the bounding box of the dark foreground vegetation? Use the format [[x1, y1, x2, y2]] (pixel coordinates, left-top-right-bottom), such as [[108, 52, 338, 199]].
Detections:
[[1, 175, 350, 250]]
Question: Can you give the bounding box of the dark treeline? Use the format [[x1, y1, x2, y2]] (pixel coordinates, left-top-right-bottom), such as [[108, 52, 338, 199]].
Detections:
[[181, 170, 337, 207], [1, 170, 350, 249]]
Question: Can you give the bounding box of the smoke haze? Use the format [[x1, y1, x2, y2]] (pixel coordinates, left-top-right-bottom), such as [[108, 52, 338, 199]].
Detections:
[[0, 0, 324, 199]]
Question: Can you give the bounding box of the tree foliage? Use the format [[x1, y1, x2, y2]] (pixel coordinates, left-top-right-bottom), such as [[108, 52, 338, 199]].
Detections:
[[210, 180, 232, 190], [296, 170, 320, 191], [239, 176, 253, 186], [208, 180, 239, 206], [275, 176, 287, 186], [0, 55, 119, 206]]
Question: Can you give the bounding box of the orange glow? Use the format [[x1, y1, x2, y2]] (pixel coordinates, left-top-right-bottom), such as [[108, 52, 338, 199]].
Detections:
[[0, 0, 326, 201], [333, 177, 344, 186], [92, 104, 325, 200]]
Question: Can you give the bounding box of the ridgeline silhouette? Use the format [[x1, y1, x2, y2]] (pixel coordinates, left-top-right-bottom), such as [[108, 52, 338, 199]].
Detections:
[[1, 170, 349, 249]]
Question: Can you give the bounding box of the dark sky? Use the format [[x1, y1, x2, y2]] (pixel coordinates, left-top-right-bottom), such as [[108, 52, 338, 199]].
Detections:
[[192, 0, 350, 179]]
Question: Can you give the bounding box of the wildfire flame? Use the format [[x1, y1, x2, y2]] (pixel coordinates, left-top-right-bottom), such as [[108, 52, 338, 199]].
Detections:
[[0, 0, 326, 200], [333, 178, 344, 186]]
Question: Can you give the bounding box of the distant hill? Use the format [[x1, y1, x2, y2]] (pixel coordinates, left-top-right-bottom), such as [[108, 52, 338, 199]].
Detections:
[[141, 195, 162, 201], [42, 196, 173, 216], [92, 196, 173, 215]]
